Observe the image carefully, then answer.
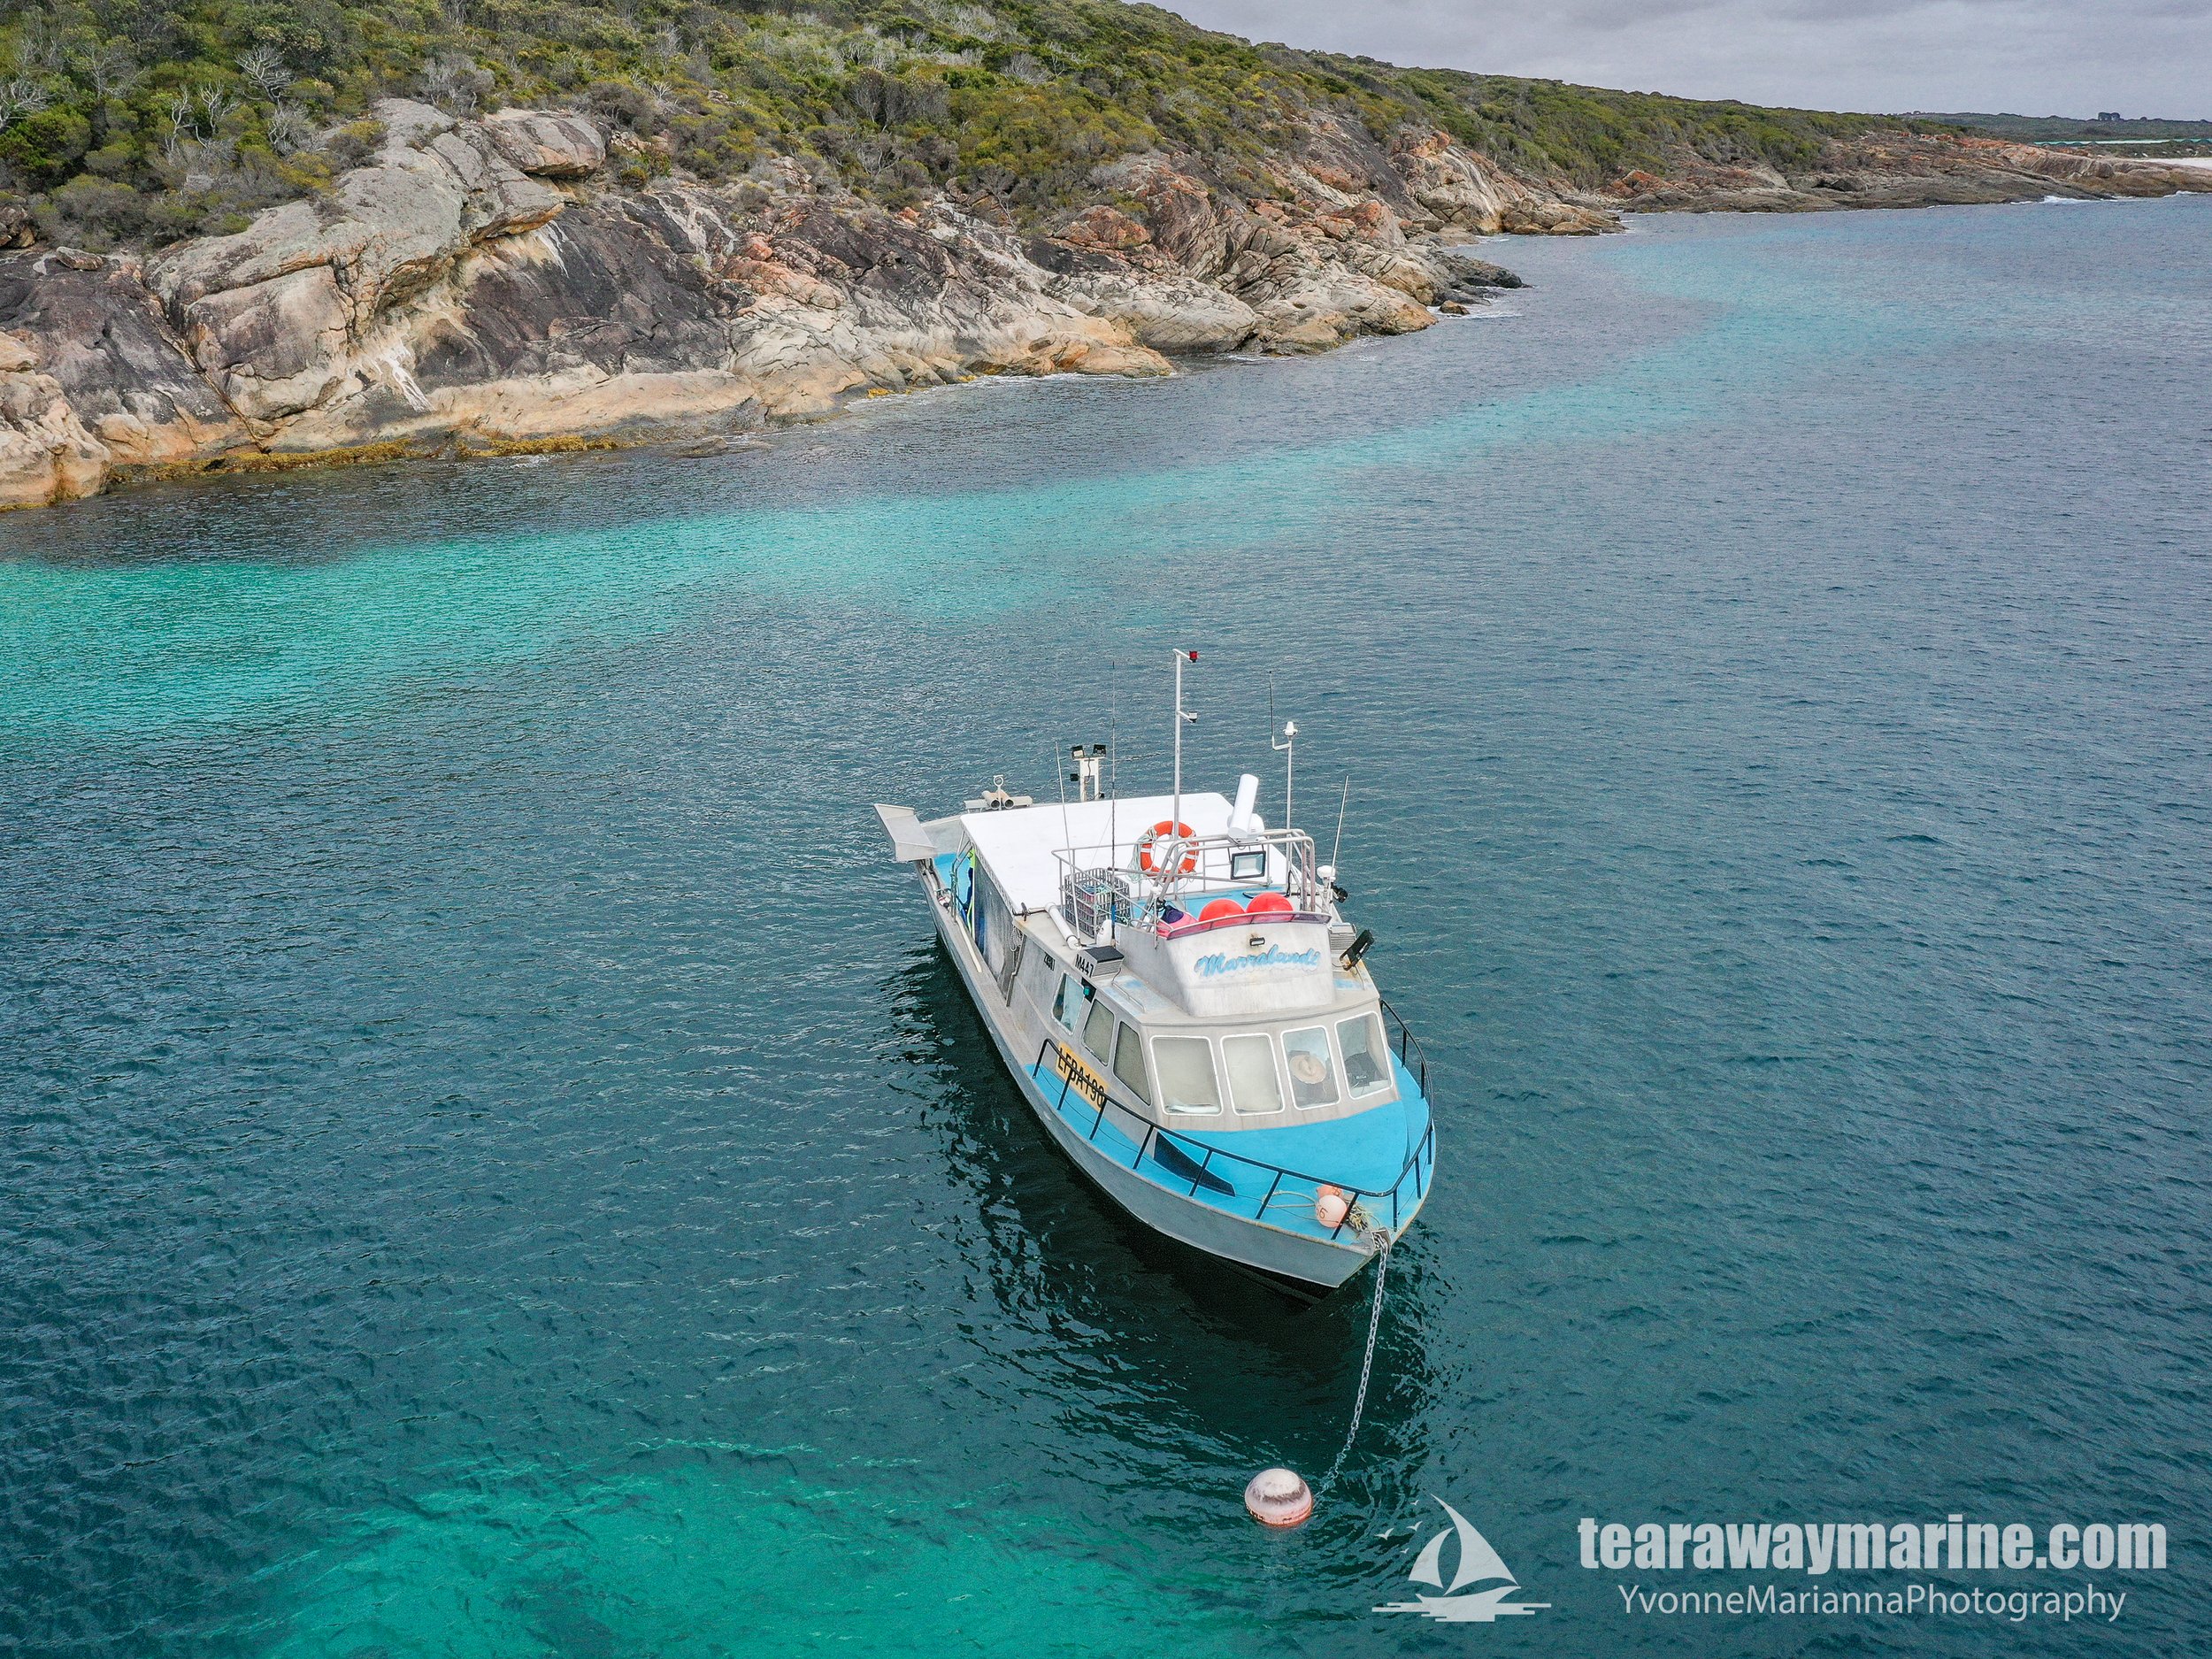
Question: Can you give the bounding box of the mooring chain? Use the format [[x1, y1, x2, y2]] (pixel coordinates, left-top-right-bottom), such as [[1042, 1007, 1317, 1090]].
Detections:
[[1317, 1225, 1394, 1497]]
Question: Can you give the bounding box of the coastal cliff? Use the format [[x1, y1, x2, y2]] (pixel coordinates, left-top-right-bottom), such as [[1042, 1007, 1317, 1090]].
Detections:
[[3, 0, 2208, 512], [0, 100, 1558, 510]]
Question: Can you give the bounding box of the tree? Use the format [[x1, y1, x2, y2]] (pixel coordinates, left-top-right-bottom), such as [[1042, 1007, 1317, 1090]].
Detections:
[[238, 46, 290, 102], [9, 19, 65, 73], [0, 77, 50, 135], [265, 103, 313, 154], [163, 88, 194, 157], [77, 42, 142, 104]]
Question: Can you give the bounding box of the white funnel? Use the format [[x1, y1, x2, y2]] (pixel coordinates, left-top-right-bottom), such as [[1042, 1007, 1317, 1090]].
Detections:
[[1228, 772, 1263, 836]]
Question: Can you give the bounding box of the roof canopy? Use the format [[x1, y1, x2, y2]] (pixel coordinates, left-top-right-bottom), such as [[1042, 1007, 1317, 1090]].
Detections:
[[958, 792, 1238, 911]]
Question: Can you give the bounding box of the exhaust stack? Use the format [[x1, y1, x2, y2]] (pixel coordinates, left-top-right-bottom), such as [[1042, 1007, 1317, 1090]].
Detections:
[[1070, 743, 1108, 803]]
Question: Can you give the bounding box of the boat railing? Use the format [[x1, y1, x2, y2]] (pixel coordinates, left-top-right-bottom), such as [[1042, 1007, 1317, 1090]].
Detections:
[[1376, 995, 1429, 1099], [1032, 1036, 1436, 1240], [1053, 827, 1325, 943]]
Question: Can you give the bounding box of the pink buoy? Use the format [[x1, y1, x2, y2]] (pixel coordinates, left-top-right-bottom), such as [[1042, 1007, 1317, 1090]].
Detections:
[[1244, 1467, 1314, 1527], [1315, 1185, 1350, 1229]]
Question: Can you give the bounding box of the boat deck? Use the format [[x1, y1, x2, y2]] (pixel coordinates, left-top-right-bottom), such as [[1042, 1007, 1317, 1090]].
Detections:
[[1026, 1042, 1434, 1241]]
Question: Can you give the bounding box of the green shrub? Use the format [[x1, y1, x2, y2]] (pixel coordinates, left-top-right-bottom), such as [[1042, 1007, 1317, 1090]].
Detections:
[[84, 142, 138, 178], [587, 79, 664, 133], [35, 173, 146, 247], [320, 117, 385, 169], [1, 0, 1939, 249], [950, 81, 1152, 204], [1, 105, 94, 188]]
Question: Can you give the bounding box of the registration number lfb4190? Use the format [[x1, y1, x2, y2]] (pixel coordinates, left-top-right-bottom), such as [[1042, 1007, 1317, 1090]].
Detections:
[[1054, 1044, 1109, 1109]]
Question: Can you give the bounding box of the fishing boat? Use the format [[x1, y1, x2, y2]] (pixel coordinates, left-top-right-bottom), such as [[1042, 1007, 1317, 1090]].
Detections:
[[874, 653, 1435, 1294]]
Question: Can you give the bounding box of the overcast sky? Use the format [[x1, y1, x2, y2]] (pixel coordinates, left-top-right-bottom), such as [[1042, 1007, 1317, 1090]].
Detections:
[[1166, 0, 2212, 119]]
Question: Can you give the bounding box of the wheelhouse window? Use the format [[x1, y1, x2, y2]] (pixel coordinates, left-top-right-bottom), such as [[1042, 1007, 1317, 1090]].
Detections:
[[1282, 1025, 1340, 1109], [1051, 974, 1080, 1030], [1222, 1033, 1284, 1116], [1082, 998, 1115, 1061], [1111, 1021, 1151, 1105], [1336, 1011, 1393, 1098], [1152, 1036, 1223, 1116]]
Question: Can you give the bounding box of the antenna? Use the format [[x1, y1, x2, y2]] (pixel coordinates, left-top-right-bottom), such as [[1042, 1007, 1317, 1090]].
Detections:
[[1109, 661, 1118, 876], [1171, 648, 1197, 835], [1108, 662, 1118, 801], [1328, 776, 1351, 873], [1271, 716, 1298, 831], [1055, 741, 1075, 902]]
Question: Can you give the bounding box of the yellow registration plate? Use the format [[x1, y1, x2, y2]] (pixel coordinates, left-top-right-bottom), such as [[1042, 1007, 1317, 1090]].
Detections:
[[1053, 1045, 1109, 1109]]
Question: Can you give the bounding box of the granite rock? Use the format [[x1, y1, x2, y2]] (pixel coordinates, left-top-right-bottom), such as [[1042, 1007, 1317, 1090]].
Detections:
[[16, 102, 2194, 511]]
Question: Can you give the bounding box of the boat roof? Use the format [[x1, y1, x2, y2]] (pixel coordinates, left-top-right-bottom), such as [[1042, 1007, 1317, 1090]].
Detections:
[[952, 792, 1237, 912]]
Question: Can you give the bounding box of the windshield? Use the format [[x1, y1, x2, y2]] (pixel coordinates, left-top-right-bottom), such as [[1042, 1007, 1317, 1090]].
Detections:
[[1153, 1036, 1222, 1115], [1282, 1025, 1340, 1109]]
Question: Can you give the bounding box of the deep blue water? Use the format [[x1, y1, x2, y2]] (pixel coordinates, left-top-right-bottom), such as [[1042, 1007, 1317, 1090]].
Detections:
[[4, 197, 2209, 1657]]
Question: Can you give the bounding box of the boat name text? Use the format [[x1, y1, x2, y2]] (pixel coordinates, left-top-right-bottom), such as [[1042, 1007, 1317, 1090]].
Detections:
[[1193, 946, 1322, 978]]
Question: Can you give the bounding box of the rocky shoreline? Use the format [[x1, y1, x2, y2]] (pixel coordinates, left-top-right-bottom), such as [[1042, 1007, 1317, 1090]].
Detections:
[[2, 105, 2205, 514]]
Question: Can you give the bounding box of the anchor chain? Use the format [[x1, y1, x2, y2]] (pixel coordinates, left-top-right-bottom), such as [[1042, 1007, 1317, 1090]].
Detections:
[[1317, 1225, 1394, 1496]]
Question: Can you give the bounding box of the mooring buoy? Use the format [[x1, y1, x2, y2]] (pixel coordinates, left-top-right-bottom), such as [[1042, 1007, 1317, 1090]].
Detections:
[[1244, 1467, 1314, 1527]]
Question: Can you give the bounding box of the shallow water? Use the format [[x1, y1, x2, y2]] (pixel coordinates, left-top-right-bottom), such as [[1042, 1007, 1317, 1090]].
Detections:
[[4, 197, 2208, 1656]]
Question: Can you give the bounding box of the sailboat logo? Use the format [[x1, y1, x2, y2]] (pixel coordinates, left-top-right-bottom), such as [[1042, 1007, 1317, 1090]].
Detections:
[[1375, 1499, 1550, 1622]]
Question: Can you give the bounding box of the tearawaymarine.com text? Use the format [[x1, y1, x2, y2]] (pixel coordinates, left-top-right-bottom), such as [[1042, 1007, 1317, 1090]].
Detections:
[[1578, 1517, 2164, 1624]]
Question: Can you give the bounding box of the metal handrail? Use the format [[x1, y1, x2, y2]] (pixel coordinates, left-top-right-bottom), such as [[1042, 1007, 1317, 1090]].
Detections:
[[1375, 994, 1429, 1098], [1032, 1035, 1435, 1240], [1052, 826, 1326, 942]]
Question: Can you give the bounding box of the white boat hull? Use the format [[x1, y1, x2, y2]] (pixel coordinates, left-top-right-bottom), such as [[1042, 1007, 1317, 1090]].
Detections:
[[924, 874, 1415, 1294]]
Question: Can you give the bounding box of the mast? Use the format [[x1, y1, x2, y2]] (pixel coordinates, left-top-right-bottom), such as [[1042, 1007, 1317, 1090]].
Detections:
[[1171, 649, 1181, 832], [1271, 718, 1297, 832], [1171, 648, 1196, 831]]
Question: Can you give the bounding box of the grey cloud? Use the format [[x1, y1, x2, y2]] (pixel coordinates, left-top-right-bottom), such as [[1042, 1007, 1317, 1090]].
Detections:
[[1171, 0, 2212, 116]]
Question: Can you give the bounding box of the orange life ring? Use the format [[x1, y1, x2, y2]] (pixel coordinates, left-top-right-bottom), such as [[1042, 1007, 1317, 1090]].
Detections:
[[1137, 819, 1199, 876]]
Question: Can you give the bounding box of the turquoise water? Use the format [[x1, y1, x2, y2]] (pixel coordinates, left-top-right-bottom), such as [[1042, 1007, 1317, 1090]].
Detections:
[[4, 198, 2208, 1655]]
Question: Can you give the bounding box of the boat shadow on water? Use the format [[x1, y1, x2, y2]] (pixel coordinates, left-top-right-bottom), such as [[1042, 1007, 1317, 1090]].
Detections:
[[882, 943, 1444, 1471]]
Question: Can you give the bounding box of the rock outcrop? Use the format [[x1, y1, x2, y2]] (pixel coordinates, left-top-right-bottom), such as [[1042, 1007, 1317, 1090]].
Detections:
[[0, 319, 109, 508], [0, 249, 244, 477], [2, 101, 2201, 512], [0, 101, 1544, 509], [1390, 131, 1617, 235]]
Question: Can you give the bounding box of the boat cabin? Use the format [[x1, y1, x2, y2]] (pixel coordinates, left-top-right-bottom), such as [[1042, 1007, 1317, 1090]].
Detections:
[[916, 788, 1404, 1134]]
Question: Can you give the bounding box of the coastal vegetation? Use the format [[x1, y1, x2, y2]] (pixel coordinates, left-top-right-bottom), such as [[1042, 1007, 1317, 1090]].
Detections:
[[1911, 111, 2212, 143], [0, 0, 1948, 250]]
